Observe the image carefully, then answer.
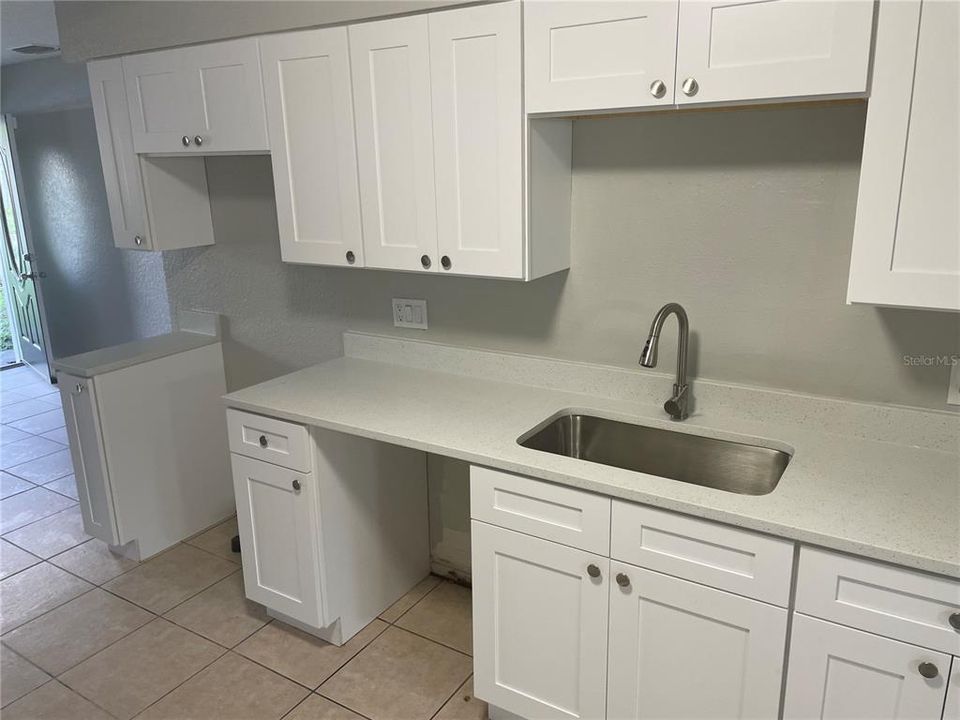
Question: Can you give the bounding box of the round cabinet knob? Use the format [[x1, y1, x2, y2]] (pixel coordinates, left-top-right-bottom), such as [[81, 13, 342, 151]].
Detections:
[[258, 435, 268, 448], [420, 254, 432, 269], [616, 572, 631, 588], [918, 662, 939, 679], [291, 479, 302, 491], [345, 251, 356, 265], [134, 235, 144, 247], [649, 79, 667, 99], [194, 135, 203, 147], [440, 255, 452, 270], [681, 77, 699, 97], [181, 135, 191, 147], [948, 612, 960, 631], [75, 383, 84, 394], [586, 564, 601, 579]]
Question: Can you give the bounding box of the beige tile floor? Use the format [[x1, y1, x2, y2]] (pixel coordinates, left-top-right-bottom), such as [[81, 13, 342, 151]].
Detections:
[[0, 365, 486, 720]]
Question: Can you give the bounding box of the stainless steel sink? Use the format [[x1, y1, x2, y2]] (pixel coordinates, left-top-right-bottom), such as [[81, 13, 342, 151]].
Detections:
[[518, 413, 790, 496]]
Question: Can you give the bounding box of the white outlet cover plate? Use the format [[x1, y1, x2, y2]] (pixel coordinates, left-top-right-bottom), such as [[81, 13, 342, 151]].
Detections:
[[393, 298, 428, 330], [949, 358, 960, 405]]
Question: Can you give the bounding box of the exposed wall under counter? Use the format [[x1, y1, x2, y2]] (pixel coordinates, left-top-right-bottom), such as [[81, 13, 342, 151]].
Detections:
[[162, 103, 959, 575]]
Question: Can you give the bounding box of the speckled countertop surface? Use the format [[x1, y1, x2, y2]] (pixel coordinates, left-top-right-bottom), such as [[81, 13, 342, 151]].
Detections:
[[53, 331, 219, 378], [224, 351, 960, 579]]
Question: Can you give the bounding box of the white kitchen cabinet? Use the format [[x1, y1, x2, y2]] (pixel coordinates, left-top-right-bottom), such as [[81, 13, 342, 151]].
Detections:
[[231, 453, 323, 626], [472, 520, 609, 720], [784, 614, 951, 720], [123, 37, 268, 155], [524, 0, 680, 114], [228, 413, 429, 645], [59, 372, 120, 545], [674, 0, 875, 106], [87, 59, 215, 251], [55, 331, 233, 561], [945, 660, 960, 720], [607, 561, 787, 719], [259, 28, 363, 267], [847, 0, 960, 311], [349, 15, 438, 273], [430, 1, 523, 278]]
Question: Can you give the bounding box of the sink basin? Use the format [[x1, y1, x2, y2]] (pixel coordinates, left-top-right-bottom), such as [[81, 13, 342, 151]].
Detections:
[[518, 413, 791, 496]]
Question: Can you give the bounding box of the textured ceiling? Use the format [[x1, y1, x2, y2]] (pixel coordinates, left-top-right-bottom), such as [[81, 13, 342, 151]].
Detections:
[[1, 0, 60, 66]]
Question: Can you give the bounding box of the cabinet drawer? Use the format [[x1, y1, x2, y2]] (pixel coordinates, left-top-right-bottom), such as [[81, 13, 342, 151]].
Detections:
[[796, 546, 960, 655], [227, 409, 311, 472], [611, 500, 794, 606], [470, 466, 610, 555]]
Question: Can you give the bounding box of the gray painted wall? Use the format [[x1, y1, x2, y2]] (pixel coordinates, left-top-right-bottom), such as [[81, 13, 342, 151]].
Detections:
[[166, 104, 958, 410], [3, 58, 170, 359]]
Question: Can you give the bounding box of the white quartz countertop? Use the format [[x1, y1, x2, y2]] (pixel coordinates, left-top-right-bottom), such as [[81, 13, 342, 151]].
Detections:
[[224, 350, 960, 578], [53, 331, 219, 378]]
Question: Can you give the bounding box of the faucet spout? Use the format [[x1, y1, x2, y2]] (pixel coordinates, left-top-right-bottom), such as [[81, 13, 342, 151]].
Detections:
[[639, 302, 690, 420]]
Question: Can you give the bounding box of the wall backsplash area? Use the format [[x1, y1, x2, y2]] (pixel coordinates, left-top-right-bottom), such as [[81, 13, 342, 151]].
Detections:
[[164, 102, 958, 410], [161, 102, 958, 576]]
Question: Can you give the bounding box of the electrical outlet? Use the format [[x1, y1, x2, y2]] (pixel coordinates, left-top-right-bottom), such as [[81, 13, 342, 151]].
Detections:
[[392, 298, 428, 330], [949, 357, 960, 405]]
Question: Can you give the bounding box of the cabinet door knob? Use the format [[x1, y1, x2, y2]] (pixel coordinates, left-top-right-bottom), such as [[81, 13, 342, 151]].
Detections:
[[681, 77, 699, 97], [649, 79, 667, 99], [292, 479, 301, 491], [258, 435, 268, 448], [586, 563, 601, 578], [345, 250, 356, 265], [134, 235, 144, 247], [949, 612, 960, 631], [616, 572, 631, 588], [181, 135, 191, 147], [918, 662, 939, 679], [440, 255, 452, 270], [75, 383, 84, 394], [420, 254, 431, 269], [194, 135, 203, 146]]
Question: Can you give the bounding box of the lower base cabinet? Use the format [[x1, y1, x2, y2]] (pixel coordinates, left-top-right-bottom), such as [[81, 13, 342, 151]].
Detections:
[[783, 614, 951, 719], [471, 521, 610, 720], [607, 561, 787, 719]]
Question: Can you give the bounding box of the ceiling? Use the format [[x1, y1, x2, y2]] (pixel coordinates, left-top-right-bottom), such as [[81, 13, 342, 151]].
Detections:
[[1, 0, 61, 66]]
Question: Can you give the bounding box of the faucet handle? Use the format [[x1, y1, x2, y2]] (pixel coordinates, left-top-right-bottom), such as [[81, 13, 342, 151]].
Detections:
[[664, 384, 689, 421]]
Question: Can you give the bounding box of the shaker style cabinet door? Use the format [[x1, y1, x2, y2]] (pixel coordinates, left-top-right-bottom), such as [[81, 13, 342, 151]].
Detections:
[[123, 38, 268, 154], [429, 1, 523, 278], [471, 521, 609, 720], [945, 659, 960, 720], [606, 561, 787, 719], [847, 0, 960, 311], [674, 0, 874, 105], [524, 0, 679, 114], [783, 614, 950, 720], [88, 59, 151, 250], [260, 28, 363, 267], [349, 16, 438, 273], [232, 453, 324, 628], [59, 374, 120, 546]]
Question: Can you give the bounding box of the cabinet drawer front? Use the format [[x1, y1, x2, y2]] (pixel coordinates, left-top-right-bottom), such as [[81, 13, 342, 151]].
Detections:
[[796, 547, 960, 655], [470, 466, 610, 554], [227, 409, 311, 472], [611, 500, 794, 606]]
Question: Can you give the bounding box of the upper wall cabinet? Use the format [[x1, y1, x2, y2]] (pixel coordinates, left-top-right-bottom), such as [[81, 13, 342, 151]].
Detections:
[[673, 0, 874, 105], [524, 0, 875, 114], [122, 38, 268, 155], [349, 15, 439, 274], [87, 58, 215, 251], [259, 28, 363, 267], [847, 0, 959, 311], [525, 0, 679, 114], [347, 1, 568, 280]]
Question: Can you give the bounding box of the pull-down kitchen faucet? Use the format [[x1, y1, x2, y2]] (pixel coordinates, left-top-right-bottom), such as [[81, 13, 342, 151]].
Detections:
[[639, 303, 690, 421]]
